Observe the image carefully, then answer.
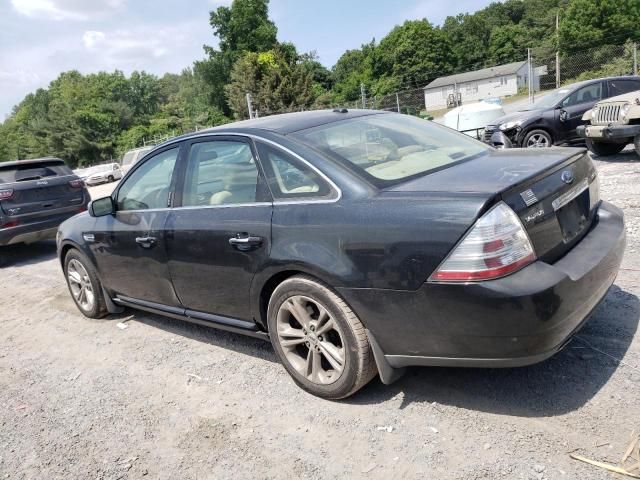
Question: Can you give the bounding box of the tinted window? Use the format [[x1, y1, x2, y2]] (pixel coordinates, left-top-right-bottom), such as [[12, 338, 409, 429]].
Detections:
[[0, 161, 73, 183], [117, 147, 178, 210], [609, 79, 640, 97], [562, 83, 602, 107], [183, 140, 263, 206], [296, 114, 489, 185], [256, 143, 332, 199]]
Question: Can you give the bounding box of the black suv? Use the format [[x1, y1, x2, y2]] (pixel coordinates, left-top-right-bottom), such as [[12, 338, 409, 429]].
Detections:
[[0, 158, 89, 249], [486, 76, 640, 148]]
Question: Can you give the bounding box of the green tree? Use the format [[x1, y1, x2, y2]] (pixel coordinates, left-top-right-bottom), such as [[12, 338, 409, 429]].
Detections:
[[196, 0, 278, 113], [559, 0, 640, 54]]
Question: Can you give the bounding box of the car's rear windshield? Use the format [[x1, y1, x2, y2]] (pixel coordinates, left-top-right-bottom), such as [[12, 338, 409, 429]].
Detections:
[[295, 114, 490, 186], [0, 161, 73, 183]]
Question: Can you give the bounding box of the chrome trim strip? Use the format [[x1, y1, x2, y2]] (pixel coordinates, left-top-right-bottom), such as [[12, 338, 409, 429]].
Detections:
[[115, 132, 342, 213], [551, 178, 589, 211], [149, 131, 343, 203]]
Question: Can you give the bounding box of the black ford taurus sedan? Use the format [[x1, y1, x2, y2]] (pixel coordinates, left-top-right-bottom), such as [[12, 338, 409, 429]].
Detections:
[[57, 110, 625, 399]]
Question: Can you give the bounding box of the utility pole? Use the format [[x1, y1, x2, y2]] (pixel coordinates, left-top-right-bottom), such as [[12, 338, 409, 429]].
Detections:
[[360, 83, 366, 109], [528, 48, 533, 104], [395, 92, 401, 113], [246, 93, 254, 120], [555, 12, 560, 88]]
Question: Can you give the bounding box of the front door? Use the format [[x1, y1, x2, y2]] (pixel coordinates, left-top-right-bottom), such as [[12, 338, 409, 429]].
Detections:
[[165, 137, 272, 321], [90, 145, 182, 306], [557, 82, 603, 142]]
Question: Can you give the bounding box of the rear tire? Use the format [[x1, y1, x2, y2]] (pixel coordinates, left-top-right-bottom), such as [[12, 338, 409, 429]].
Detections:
[[267, 275, 377, 399], [586, 138, 626, 157], [107, 175, 115, 182], [522, 129, 552, 148], [63, 249, 108, 319], [634, 135, 640, 159]]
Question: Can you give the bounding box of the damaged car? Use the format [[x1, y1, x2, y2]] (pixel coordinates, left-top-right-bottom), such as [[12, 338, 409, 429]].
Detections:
[[57, 110, 625, 399], [485, 76, 640, 148]]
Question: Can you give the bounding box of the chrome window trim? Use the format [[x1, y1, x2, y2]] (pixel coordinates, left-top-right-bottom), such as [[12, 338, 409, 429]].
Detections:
[[156, 132, 342, 203], [115, 132, 342, 213]]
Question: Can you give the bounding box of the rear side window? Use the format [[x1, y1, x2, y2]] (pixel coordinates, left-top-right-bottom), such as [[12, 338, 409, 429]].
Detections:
[[256, 143, 333, 200], [0, 161, 73, 183], [182, 140, 269, 206], [609, 79, 640, 97]]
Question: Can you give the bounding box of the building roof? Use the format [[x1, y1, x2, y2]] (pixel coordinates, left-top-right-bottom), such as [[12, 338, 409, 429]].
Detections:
[[424, 61, 527, 90]]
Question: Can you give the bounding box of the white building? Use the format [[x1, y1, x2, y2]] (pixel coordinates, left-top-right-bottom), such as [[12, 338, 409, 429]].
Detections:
[[423, 61, 540, 110]]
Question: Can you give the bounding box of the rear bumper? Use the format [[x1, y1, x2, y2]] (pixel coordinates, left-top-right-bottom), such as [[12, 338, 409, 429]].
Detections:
[[0, 208, 87, 246], [338, 201, 625, 370], [577, 124, 640, 139]]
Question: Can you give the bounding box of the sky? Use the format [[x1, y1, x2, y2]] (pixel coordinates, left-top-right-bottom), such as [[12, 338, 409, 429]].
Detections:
[[0, 0, 497, 118]]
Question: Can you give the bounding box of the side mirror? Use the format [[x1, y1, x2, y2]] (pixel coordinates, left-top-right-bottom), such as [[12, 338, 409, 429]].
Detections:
[[559, 109, 568, 122], [89, 196, 115, 217]]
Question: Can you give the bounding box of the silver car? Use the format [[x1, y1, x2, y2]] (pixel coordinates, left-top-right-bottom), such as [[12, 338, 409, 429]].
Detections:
[[84, 163, 123, 186]]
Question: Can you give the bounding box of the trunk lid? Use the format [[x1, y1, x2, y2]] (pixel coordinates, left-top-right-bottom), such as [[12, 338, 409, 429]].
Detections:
[[389, 147, 599, 263], [0, 159, 86, 218]]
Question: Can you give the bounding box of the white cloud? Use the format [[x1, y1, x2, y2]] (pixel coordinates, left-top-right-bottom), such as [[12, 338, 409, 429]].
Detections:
[[11, 0, 125, 21], [82, 31, 106, 49], [82, 28, 177, 61]]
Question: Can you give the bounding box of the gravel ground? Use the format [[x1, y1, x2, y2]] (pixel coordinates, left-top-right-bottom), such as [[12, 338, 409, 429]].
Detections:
[[1, 150, 639, 480]]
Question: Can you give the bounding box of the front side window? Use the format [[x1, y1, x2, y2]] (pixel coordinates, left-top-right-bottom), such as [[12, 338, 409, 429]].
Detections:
[[256, 143, 332, 199], [182, 140, 265, 206], [296, 114, 489, 186], [116, 147, 178, 211], [562, 83, 602, 107]]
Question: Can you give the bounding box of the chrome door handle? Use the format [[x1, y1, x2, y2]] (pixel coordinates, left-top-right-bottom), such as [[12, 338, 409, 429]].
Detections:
[[135, 236, 157, 248], [229, 234, 263, 250]]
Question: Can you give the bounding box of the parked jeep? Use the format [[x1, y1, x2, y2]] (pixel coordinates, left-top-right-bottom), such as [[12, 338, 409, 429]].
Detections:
[[577, 89, 640, 157]]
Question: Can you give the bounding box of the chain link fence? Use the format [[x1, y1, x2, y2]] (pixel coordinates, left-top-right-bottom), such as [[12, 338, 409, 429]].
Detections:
[[531, 41, 637, 95], [247, 41, 639, 121]]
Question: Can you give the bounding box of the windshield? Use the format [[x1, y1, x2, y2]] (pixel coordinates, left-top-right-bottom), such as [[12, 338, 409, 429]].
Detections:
[[295, 114, 490, 185], [525, 88, 572, 110]]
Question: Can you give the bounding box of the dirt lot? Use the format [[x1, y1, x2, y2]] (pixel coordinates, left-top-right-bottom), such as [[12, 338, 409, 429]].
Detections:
[[1, 150, 639, 480]]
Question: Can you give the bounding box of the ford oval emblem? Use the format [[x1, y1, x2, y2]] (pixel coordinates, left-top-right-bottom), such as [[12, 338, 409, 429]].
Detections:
[[561, 170, 574, 184]]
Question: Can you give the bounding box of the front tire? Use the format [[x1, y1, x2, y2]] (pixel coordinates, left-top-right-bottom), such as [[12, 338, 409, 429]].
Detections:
[[586, 138, 626, 157], [64, 249, 108, 318], [522, 129, 552, 148], [107, 175, 115, 182], [267, 275, 377, 399]]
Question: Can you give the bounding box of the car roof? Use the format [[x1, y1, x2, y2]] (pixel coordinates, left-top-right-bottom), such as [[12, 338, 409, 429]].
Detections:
[[564, 75, 639, 91], [158, 109, 390, 147], [0, 157, 65, 168]]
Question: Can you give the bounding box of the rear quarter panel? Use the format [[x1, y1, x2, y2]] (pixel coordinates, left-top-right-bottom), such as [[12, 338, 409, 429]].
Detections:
[[256, 193, 490, 292]]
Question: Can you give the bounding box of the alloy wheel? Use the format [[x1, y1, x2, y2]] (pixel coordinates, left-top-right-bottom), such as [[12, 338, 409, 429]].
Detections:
[[67, 259, 95, 311], [526, 133, 550, 148], [276, 295, 346, 385]]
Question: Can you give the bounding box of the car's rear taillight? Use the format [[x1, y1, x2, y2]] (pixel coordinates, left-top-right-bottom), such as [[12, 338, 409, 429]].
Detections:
[[69, 179, 84, 188], [431, 202, 536, 282], [1, 219, 19, 229], [0, 188, 14, 200]]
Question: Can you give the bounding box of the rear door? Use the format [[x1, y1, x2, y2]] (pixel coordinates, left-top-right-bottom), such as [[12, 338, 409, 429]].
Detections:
[[0, 160, 86, 221], [165, 136, 272, 321], [90, 145, 182, 306]]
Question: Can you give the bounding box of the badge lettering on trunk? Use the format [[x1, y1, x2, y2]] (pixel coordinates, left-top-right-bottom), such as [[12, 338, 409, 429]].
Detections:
[[520, 189, 538, 207]]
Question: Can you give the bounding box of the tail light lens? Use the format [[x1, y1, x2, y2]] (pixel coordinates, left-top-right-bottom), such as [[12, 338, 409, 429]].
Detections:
[[0, 189, 14, 200], [1, 219, 19, 228], [431, 202, 536, 282], [69, 179, 84, 188]]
